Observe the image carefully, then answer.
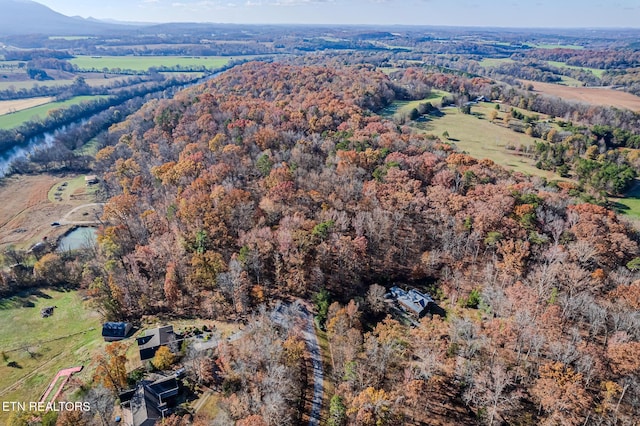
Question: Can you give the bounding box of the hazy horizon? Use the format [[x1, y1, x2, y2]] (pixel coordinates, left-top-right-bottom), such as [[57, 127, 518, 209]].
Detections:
[[34, 0, 640, 29]]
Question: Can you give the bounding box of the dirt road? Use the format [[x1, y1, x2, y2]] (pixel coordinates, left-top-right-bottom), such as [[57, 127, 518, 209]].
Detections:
[[59, 202, 105, 225]]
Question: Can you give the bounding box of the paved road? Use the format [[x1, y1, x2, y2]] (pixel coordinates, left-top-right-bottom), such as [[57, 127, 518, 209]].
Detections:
[[271, 301, 324, 426], [297, 302, 323, 426]]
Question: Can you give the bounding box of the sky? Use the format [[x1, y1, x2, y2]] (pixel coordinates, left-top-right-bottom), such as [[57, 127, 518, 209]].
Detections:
[[35, 0, 640, 28]]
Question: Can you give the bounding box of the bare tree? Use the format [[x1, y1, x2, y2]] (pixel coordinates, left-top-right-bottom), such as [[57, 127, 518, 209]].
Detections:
[[366, 284, 387, 314], [464, 363, 519, 425], [84, 385, 115, 426]]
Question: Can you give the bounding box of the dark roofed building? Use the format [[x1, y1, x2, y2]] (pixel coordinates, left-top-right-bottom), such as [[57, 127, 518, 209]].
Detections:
[[120, 374, 180, 426], [102, 322, 133, 341], [137, 325, 177, 361], [390, 286, 434, 317]]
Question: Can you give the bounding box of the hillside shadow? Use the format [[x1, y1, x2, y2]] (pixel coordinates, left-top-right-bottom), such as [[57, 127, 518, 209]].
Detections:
[[0, 288, 52, 310], [623, 178, 640, 198], [610, 201, 631, 212]]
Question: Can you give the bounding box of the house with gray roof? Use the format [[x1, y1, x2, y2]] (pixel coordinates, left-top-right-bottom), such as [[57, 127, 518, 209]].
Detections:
[[120, 374, 180, 426], [136, 325, 177, 361], [389, 286, 434, 317]]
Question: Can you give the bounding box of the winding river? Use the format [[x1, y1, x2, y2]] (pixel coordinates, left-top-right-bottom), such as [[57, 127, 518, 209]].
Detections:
[[0, 67, 232, 178], [0, 120, 87, 177]]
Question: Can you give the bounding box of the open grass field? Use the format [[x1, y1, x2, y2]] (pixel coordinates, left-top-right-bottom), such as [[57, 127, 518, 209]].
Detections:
[[411, 102, 562, 179], [380, 90, 450, 117], [46, 175, 97, 204], [528, 43, 584, 50], [610, 179, 640, 221], [612, 196, 640, 220], [557, 75, 586, 87], [547, 60, 606, 78], [522, 79, 640, 112], [69, 55, 232, 72], [0, 288, 102, 423], [0, 95, 106, 129], [0, 97, 54, 116]]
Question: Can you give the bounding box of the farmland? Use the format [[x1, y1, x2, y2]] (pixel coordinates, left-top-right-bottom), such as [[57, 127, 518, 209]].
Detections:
[[69, 55, 232, 72], [0, 174, 96, 250], [522, 79, 640, 111], [0, 97, 54, 116], [546, 60, 606, 78], [0, 95, 107, 129], [528, 43, 585, 50]]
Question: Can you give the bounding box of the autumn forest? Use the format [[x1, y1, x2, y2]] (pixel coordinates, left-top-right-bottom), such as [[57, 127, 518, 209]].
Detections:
[[2, 18, 640, 426], [62, 61, 639, 424]]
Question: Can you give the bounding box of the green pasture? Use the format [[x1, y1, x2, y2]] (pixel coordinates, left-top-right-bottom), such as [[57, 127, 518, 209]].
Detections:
[[528, 43, 584, 50], [558, 75, 585, 87], [69, 55, 231, 72], [0, 288, 102, 419], [412, 102, 561, 179], [380, 90, 450, 117], [0, 95, 107, 130], [547, 61, 605, 78], [47, 175, 95, 203]]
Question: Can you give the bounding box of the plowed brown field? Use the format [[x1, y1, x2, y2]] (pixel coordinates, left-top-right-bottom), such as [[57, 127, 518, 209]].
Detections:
[[521, 80, 640, 111], [0, 97, 54, 115], [0, 174, 79, 249]]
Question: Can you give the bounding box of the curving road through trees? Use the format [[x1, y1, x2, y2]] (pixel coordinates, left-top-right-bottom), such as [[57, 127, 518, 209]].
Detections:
[[298, 303, 324, 426]]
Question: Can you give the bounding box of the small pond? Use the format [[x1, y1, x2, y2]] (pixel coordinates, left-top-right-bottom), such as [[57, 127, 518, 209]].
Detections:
[[57, 227, 97, 251]]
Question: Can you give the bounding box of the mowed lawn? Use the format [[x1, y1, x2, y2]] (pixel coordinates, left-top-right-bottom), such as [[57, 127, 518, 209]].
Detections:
[[0, 288, 102, 420], [413, 103, 562, 179], [70, 55, 231, 72], [0, 95, 106, 129], [610, 179, 640, 220]]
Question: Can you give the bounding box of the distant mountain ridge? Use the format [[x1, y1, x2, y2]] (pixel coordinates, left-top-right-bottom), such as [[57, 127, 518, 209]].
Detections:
[[0, 0, 133, 36]]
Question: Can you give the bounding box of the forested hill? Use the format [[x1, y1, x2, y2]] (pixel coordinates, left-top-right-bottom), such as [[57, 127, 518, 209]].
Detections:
[[90, 62, 640, 424]]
